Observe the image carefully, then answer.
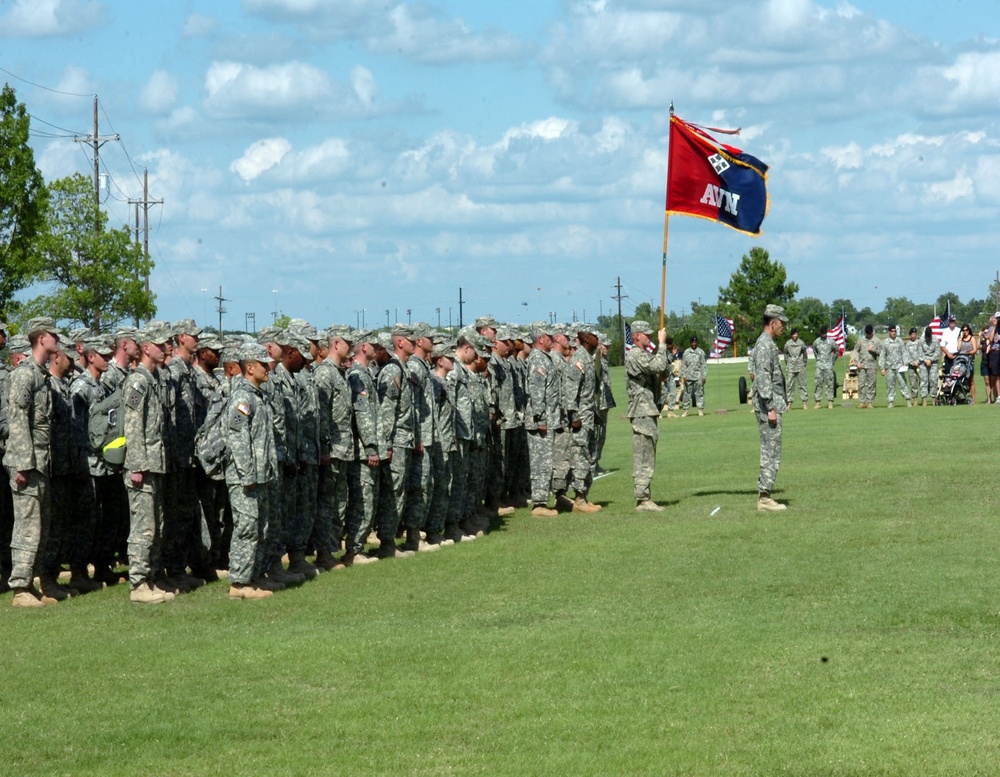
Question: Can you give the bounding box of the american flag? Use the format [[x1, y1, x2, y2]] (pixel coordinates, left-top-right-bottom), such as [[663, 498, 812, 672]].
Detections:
[[829, 314, 846, 356], [713, 314, 734, 353], [624, 321, 633, 353], [929, 300, 950, 344]]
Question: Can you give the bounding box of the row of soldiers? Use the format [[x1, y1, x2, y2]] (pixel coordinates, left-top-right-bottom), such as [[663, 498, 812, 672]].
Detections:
[[0, 315, 616, 605]]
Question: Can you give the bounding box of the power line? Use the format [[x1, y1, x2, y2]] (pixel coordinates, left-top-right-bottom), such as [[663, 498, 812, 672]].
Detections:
[[0, 65, 92, 97]]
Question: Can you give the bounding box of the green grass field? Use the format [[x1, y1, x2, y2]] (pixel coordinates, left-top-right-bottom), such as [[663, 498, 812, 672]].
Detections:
[[6, 363, 1000, 776]]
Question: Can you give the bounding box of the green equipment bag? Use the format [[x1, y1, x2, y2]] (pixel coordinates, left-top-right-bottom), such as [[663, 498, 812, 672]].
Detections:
[[88, 385, 127, 469]]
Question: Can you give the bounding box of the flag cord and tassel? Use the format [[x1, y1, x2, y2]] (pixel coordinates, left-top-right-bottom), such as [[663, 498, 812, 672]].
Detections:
[[660, 213, 669, 332]]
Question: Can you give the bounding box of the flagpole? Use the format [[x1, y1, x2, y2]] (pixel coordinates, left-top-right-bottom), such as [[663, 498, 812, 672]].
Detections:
[[660, 213, 669, 331]]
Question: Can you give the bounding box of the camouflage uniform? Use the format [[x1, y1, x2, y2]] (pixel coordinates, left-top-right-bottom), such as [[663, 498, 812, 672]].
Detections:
[[903, 335, 922, 400], [485, 349, 512, 510], [0, 355, 12, 584], [4, 354, 53, 590], [594, 346, 616, 470], [749, 324, 787, 495], [40, 371, 82, 578], [524, 343, 559, 507], [192, 362, 228, 571], [225, 377, 276, 585], [680, 345, 707, 412], [917, 336, 941, 399], [426, 368, 454, 540], [345, 358, 381, 557], [549, 346, 572, 495], [375, 353, 417, 552], [811, 335, 839, 403], [563, 343, 597, 497], [164, 354, 200, 578], [446, 359, 474, 539], [878, 333, 909, 405], [466, 368, 490, 529], [625, 328, 670, 503], [403, 350, 435, 540], [123, 362, 168, 589], [313, 353, 352, 557], [70, 369, 110, 571], [782, 337, 808, 405], [294, 365, 322, 553], [269, 362, 299, 566], [853, 334, 881, 406]]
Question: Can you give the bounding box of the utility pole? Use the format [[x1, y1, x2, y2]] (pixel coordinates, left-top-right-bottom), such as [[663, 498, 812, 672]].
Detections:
[[611, 276, 629, 365], [128, 168, 163, 299], [73, 95, 119, 221], [215, 286, 228, 334], [245, 312, 255, 334], [458, 287, 465, 329]]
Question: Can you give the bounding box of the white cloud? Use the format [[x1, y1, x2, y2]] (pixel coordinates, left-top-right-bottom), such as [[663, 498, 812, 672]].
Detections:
[[139, 70, 180, 116], [183, 12, 217, 38], [822, 141, 864, 169], [927, 169, 974, 202], [203, 60, 334, 117], [231, 138, 293, 181], [0, 0, 105, 37], [350, 66, 378, 108]]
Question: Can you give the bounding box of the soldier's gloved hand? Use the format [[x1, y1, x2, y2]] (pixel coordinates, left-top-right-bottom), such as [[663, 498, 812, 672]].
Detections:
[[367, 454, 380, 468], [129, 471, 145, 487], [571, 419, 582, 430], [536, 424, 547, 436], [385, 447, 394, 462], [767, 409, 778, 428], [14, 470, 28, 488]]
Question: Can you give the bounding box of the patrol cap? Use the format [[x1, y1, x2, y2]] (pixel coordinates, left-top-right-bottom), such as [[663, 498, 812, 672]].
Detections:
[[139, 320, 173, 345], [994, 312, 1000, 319], [412, 322, 435, 340], [172, 318, 202, 337], [67, 327, 90, 342], [520, 328, 535, 345], [392, 323, 416, 341], [763, 304, 789, 322], [82, 333, 115, 355], [326, 324, 355, 343], [198, 333, 224, 351], [530, 321, 550, 339], [237, 342, 274, 364], [458, 326, 490, 354], [276, 329, 311, 353], [114, 325, 139, 344], [375, 331, 393, 349], [494, 325, 515, 342], [7, 335, 30, 354], [0, 321, 7, 333], [258, 326, 283, 344], [221, 345, 241, 364], [351, 328, 375, 345], [598, 332, 610, 347], [475, 315, 498, 330], [292, 322, 320, 343], [26, 317, 63, 338], [432, 341, 457, 360], [909, 327, 918, 335]]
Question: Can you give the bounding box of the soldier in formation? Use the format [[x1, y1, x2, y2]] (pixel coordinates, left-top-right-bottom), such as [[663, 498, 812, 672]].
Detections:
[[811, 326, 839, 409]]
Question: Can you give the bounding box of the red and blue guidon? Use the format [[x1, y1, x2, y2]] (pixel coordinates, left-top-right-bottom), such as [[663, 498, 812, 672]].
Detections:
[[665, 114, 769, 236]]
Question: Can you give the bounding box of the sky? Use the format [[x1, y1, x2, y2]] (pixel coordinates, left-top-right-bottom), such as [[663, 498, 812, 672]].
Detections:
[[3, 0, 1000, 331]]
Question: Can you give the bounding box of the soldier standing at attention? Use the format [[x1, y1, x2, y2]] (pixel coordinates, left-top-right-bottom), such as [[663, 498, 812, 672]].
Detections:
[[782, 328, 808, 410], [343, 333, 382, 565], [903, 327, 922, 405], [625, 321, 670, 512], [853, 324, 881, 408], [4, 317, 61, 607], [749, 305, 789, 513], [878, 324, 909, 408], [123, 321, 174, 604], [225, 343, 277, 600], [811, 326, 839, 409], [680, 335, 707, 417], [523, 323, 559, 517]]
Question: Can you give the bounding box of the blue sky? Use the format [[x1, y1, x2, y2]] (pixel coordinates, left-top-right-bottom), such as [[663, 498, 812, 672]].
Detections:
[[2, 0, 999, 331]]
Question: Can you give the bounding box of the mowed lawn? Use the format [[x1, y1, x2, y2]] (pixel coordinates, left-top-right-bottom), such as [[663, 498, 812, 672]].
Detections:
[[5, 362, 1000, 776]]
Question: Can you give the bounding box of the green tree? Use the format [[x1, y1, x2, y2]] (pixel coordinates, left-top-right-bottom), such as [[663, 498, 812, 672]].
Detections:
[[0, 84, 47, 320], [718, 246, 799, 353], [30, 173, 155, 330], [880, 296, 916, 330], [795, 297, 829, 343]]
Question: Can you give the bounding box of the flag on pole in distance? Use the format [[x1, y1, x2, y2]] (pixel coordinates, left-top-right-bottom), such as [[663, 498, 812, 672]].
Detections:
[[713, 314, 734, 353], [666, 114, 769, 236], [929, 316, 943, 343], [829, 315, 846, 356], [624, 321, 633, 354]]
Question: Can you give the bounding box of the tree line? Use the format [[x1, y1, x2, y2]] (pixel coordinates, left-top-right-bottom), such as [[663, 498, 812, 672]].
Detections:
[[0, 84, 155, 329]]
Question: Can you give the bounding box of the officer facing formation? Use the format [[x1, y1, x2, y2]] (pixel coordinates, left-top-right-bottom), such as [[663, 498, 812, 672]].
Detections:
[[624, 321, 671, 512], [680, 336, 707, 417], [782, 329, 808, 410], [811, 326, 839, 409]]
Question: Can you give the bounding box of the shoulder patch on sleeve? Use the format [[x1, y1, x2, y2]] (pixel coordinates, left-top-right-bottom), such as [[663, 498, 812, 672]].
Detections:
[[236, 401, 251, 416], [575, 360, 585, 372]]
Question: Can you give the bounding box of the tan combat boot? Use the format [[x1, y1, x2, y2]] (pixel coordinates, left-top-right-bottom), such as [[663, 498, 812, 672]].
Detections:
[[130, 582, 168, 604], [11, 587, 46, 608], [757, 493, 787, 512], [572, 495, 602, 513], [636, 499, 664, 512], [828, 401, 834, 409], [531, 504, 559, 517], [229, 583, 273, 600]]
